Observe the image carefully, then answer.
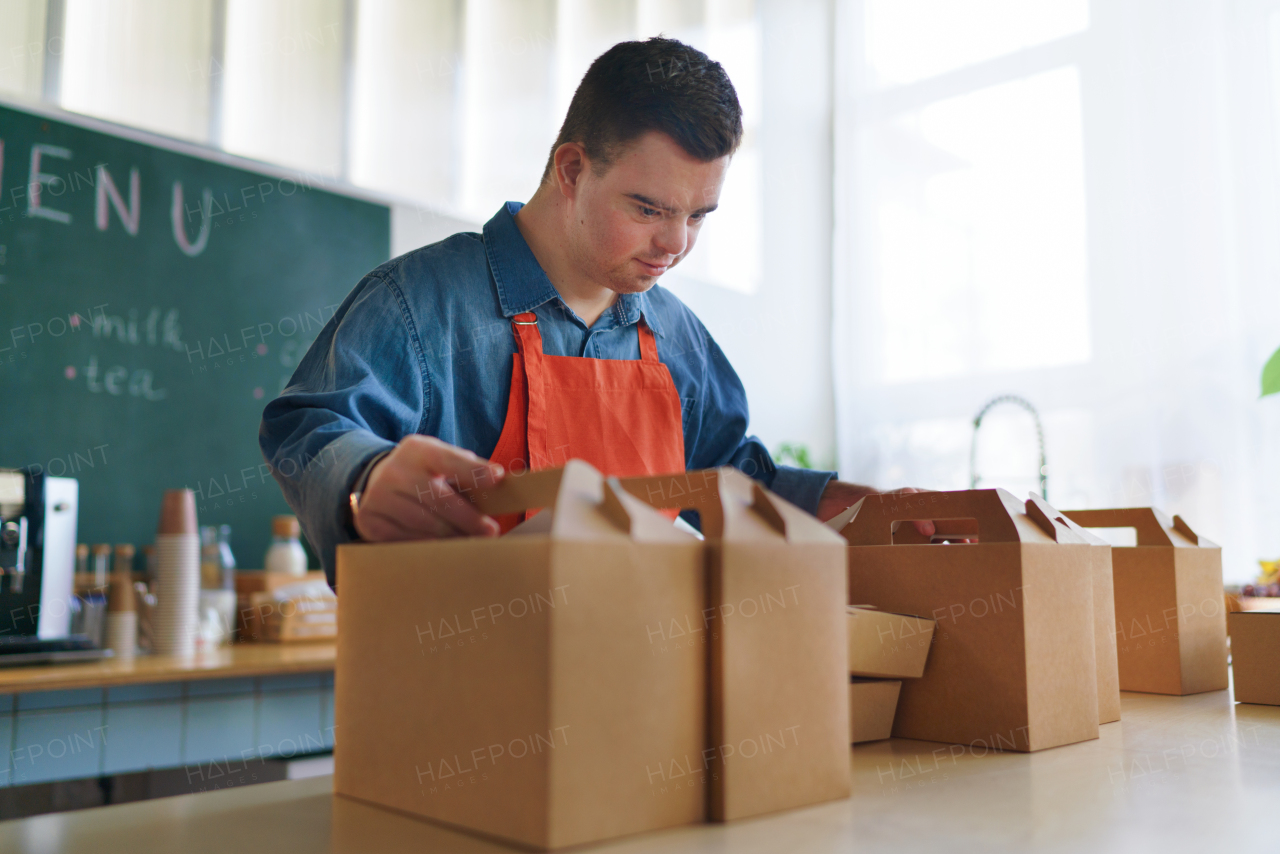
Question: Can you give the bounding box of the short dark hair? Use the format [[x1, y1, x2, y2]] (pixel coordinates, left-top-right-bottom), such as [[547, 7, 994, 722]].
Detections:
[[541, 37, 743, 181]]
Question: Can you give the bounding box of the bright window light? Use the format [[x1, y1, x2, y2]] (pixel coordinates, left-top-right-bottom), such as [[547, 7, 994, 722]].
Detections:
[[864, 0, 1089, 86], [862, 66, 1090, 383]]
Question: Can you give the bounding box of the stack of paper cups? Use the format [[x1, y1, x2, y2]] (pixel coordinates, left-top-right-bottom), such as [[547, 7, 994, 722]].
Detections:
[[153, 489, 200, 656]]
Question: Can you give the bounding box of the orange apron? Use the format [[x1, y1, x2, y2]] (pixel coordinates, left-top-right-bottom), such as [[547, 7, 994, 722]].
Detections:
[[488, 311, 686, 531]]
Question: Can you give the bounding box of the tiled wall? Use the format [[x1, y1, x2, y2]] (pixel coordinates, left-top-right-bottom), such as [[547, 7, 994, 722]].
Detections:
[[0, 672, 334, 787]]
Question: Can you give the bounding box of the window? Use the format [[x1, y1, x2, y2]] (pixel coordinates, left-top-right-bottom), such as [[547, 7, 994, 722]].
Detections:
[[863, 67, 1089, 383], [835, 0, 1093, 501], [863, 0, 1088, 85]]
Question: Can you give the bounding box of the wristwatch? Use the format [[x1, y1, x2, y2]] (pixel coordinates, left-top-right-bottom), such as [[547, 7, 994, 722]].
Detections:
[[346, 450, 391, 538]]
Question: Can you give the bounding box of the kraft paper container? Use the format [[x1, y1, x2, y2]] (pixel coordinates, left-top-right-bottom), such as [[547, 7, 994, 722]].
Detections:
[[620, 468, 851, 822], [850, 679, 901, 744], [1064, 508, 1228, 696], [1228, 611, 1280, 705], [335, 461, 705, 851], [1036, 500, 1121, 723], [829, 489, 1100, 753], [847, 606, 935, 679]]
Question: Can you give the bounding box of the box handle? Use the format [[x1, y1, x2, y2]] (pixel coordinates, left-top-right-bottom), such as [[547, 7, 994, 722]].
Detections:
[[837, 489, 1022, 546], [463, 463, 639, 535], [1060, 508, 1175, 546], [1024, 494, 1090, 544], [751, 483, 787, 536], [599, 478, 632, 534], [466, 465, 568, 516], [619, 469, 790, 539]]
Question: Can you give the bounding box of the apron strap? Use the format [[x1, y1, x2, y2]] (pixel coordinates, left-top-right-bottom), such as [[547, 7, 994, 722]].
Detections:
[[638, 316, 661, 363], [510, 312, 550, 468]]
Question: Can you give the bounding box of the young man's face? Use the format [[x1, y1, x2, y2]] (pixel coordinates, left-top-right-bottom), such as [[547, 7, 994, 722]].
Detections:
[[564, 131, 729, 294]]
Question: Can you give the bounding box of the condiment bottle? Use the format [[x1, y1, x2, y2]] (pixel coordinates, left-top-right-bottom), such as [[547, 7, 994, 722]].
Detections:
[[91, 544, 111, 591], [200, 526, 221, 589], [217, 524, 237, 590], [141, 544, 157, 585], [113, 543, 135, 578], [265, 515, 307, 576]]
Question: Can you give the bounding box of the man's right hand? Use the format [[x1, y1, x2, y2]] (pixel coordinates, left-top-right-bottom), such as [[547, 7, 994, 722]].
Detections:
[[352, 435, 505, 542]]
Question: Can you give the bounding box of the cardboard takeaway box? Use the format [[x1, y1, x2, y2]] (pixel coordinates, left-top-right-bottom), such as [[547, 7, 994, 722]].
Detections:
[[850, 679, 901, 743], [1028, 498, 1121, 723], [245, 584, 337, 642], [1063, 508, 1228, 696], [1229, 611, 1280, 705], [847, 606, 935, 679], [335, 461, 706, 851], [845, 607, 934, 744], [828, 488, 1100, 753], [619, 468, 851, 822], [236, 570, 331, 642]]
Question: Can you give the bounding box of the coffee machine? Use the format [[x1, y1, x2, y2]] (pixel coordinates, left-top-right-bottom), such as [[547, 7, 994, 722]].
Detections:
[[0, 468, 94, 661]]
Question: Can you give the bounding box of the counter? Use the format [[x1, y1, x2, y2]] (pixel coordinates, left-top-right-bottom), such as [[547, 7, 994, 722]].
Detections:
[[0, 644, 336, 788], [0, 643, 335, 695], [1, 684, 1275, 853]]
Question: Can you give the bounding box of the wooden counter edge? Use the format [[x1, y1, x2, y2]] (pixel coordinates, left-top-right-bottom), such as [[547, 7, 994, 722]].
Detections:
[[0, 642, 335, 695]]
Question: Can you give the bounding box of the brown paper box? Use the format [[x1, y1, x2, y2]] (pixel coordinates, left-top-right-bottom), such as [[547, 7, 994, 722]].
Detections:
[[847, 606, 935, 678], [334, 461, 706, 851], [828, 489, 1099, 753], [849, 679, 901, 743], [1028, 498, 1121, 723], [1063, 508, 1228, 696], [1228, 612, 1280, 706], [619, 469, 851, 822]]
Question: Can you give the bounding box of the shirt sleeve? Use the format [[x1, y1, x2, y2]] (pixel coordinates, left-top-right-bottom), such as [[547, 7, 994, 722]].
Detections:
[[684, 323, 835, 517], [258, 273, 423, 587]]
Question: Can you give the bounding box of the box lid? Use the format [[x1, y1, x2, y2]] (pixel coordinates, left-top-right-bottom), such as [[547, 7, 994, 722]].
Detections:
[[619, 468, 845, 545], [1061, 507, 1217, 549], [847, 606, 935, 679], [826, 488, 1086, 547], [471, 459, 697, 543]]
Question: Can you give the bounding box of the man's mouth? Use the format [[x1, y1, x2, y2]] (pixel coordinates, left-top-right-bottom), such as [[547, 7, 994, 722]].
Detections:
[[636, 259, 670, 277]]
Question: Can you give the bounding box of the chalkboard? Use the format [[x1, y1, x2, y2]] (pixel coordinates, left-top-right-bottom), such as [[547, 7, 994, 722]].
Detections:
[[0, 100, 391, 572]]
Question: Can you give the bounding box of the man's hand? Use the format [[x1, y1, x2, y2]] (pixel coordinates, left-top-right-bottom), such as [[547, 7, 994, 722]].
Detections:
[[353, 435, 505, 542], [818, 480, 936, 538]]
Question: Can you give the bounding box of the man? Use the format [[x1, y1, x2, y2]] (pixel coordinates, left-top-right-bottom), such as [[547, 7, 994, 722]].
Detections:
[[260, 37, 931, 586]]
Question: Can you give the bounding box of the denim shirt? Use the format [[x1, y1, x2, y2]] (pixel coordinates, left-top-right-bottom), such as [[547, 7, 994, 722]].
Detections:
[[259, 202, 835, 585]]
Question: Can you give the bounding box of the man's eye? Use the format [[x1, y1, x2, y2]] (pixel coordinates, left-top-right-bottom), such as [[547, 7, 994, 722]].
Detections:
[[689, 212, 706, 222], [639, 206, 660, 217]]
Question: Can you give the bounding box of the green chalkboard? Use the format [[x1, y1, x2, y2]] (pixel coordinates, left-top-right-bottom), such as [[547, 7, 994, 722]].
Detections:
[[0, 100, 390, 572]]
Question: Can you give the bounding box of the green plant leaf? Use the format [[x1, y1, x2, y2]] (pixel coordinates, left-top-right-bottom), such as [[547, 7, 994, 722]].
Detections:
[[774, 442, 813, 470], [1263, 346, 1280, 398]]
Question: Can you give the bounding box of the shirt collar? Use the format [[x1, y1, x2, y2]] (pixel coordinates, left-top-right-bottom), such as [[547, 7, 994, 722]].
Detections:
[[483, 201, 664, 338]]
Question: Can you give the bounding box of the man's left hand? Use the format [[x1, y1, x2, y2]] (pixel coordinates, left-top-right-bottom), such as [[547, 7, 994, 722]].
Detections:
[[818, 480, 936, 538]]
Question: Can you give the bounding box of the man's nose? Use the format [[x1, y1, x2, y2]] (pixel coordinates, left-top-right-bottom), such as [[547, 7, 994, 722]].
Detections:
[[653, 217, 688, 258]]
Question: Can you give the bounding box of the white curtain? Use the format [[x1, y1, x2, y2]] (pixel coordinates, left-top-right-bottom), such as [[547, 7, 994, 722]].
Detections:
[[834, 0, 1280, 584], [3, 0, 770, 298], [0, 0, 49, 101]]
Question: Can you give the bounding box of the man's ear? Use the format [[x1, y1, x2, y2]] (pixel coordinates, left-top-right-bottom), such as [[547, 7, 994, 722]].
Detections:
[[553, 142, 589, 198]]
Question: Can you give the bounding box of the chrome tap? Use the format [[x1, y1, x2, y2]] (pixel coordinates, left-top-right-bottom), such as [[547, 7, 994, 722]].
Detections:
[[969, 395, 1047, 499]]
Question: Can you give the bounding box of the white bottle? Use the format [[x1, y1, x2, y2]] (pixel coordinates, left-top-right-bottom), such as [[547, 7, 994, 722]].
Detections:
[[264, 515, 308, 576]]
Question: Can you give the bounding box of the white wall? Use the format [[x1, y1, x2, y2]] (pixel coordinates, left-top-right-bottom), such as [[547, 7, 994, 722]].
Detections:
[[389, 204, 481, 259]]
